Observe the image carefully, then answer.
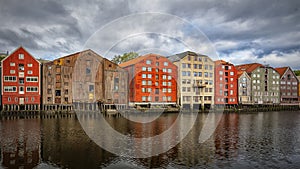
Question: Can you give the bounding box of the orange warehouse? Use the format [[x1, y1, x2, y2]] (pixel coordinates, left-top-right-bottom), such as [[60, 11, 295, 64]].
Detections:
[[120, 54, 178, 107]]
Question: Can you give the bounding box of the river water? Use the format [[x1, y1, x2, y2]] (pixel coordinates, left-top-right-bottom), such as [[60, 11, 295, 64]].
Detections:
[[1, 111, 300, 169]]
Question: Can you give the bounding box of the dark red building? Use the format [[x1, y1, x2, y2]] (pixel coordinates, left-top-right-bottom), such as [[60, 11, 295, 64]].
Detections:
[[120, 54, 177, 107], [214, 60, 238, 105], [1, 46, 41, 110]]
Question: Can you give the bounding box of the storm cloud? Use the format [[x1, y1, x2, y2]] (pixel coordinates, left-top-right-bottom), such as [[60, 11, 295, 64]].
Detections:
[[0, 0, 299, 69]]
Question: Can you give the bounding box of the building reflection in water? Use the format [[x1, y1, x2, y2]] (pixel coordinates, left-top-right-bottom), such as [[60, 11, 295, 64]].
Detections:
[[0, 119, 41, 169], [214, 113, 239, 160]]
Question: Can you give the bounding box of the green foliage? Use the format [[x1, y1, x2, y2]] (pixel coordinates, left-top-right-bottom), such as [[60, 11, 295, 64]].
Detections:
[[294, 70, 300, 76], [111, 52, 139, 64], [0, 55, 6, 61]]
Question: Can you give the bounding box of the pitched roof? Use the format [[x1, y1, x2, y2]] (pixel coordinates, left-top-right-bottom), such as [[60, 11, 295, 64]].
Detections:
[[1, 46, 41, 65], [214, 60, 234, 66], [167, 51, 209, 62], [275, 67, 288, 77], [237, 70, 245, 78], [235, 63, 263, 74], [119, 53, 162, 68]]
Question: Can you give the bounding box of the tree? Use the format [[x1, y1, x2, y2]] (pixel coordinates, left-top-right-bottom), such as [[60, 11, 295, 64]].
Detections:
[[294, 70, 300, 76], [111, 52, 139, 64]]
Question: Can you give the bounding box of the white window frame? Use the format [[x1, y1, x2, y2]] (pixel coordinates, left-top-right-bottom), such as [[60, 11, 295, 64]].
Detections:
[[19, 53, 24, 59], [26, 86, 38, 92], [4, 86, 17, 92], [26, 77, 38, 82], [27, 63, 33, 67], [4, 76, 17, 82], [10, 62, 15, 66]]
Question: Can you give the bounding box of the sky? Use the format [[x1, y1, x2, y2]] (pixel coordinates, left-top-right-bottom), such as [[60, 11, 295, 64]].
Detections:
[[0, 0, 299, 69]]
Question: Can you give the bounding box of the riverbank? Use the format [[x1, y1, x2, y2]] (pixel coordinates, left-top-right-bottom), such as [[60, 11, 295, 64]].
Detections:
[[0, 104, 299, 119]]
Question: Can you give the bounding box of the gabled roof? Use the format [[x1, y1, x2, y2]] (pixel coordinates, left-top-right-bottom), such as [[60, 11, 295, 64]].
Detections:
[[214, 60, 234, 66], [167, 51, 209, 62], [119, 53, 162, 68], [235, 63, 263, 74], [275, 67, 289, 77], [1, 46, 41, 65]]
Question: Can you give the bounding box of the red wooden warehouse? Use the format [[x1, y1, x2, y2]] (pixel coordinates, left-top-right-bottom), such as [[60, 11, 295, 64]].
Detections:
[[214, 60, 238, 105], [1, 46, 41, 110], [120, 54, 178, 107]]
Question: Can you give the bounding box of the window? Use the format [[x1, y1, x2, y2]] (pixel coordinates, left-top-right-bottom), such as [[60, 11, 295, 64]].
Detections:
[[142, 74, 146, 78], [182, 63, 186, 68], [168, 82, 172, 86], [55, 90, 61, 96], [10, 62, 15, 66], [19, 78, 24, 84], [219, 71, 223, 75], [142, 88, 146, 93], [27, 63, 33, 67], [147, 67, 152, 72], [198, 64, 202, 69], [168, 76, 172, 80], [26, 87, 38, 92], [142, 67, 146, 71], [89, 85, 94, 92], [147, 74, 152, 78], [142, 96, 147, 101], [4, 76, 17, 82], [168, 96, 172, 101], [148, 96, 152, 101], [230, 72, 234, 76], [187, 64, 191, 68], [86, 68, 91, 75], [4, 86, 17, 92], [148, 81, 152, 85], [26, 77, 38, 82], [167, 69, 172, 73], [114, 78, 119, 91], [19, 53, 24, 59], [164, 62, 168, 66], [18, 64, 24, 71], [163, 96, 167, 101], [142, 80, 146, 85], [204, 72, 208, 77], [28, 70, 33, 74], [146, 60, 151, 64], [147, 88, 152, 92], [162, 68, 167, 72], [168, 88, 172, 93], [162, 75, 167, 80], [156, 62, 159, 66], [162, 88, 167, 93], [10, 70, 15, 74], [162, 82, 167, 86]]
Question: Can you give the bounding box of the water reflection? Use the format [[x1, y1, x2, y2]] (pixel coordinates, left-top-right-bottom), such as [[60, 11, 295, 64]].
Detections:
[[0, 119, 41, 169], [0, 111, 300, 168]]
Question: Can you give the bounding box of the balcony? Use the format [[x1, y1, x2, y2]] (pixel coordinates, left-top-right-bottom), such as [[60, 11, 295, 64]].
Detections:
[[193, 82, 206, 88]]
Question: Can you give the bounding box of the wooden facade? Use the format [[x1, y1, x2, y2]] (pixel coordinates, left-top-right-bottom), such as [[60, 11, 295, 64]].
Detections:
[[237, 71, 252, 104], [236, 63, 280, 104], [120, 54, 177, 107], [1, 46, 41, 111], [168, 51, 214, 109], [275, 67, 299, 104], [42, 49, 128, 110], [214, 60, 238, 105]]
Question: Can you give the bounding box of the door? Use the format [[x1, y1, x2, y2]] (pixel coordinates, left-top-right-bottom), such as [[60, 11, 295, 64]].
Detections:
[[19, 98, 24, 104], [19, 86, 24, 94]]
